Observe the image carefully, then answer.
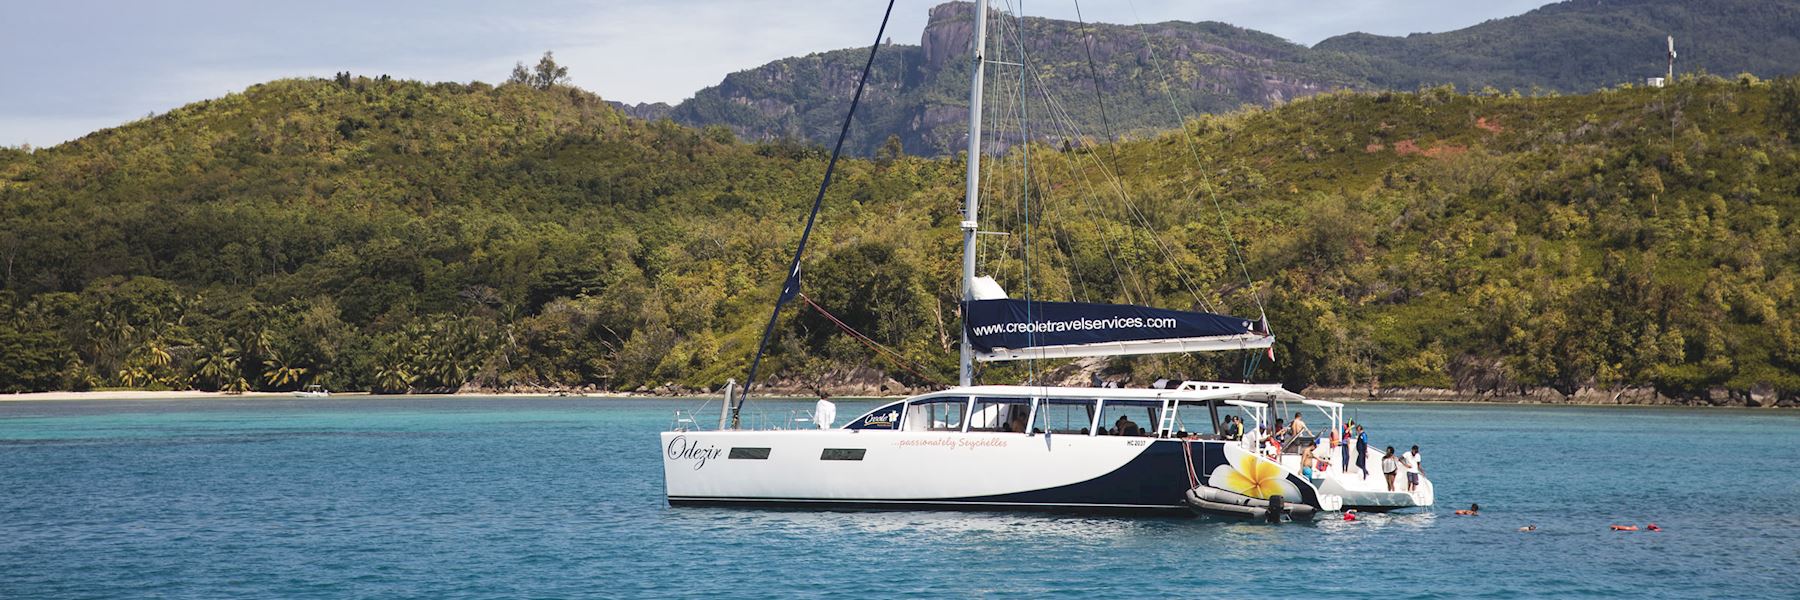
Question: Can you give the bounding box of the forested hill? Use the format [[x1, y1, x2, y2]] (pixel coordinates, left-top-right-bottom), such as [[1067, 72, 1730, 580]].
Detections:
[[615, 0, 1800, 156], [3, 74, 1800, 407], [1315, 0, 1800, 92], [643, 1, 1353, 157]]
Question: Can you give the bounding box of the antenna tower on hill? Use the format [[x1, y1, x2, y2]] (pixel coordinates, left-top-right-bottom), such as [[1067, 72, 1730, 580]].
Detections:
[[1667, 35, 1677, 81]]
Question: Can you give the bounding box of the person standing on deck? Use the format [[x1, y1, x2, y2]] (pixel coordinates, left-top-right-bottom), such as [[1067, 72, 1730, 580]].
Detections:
[[1381, 446, 1399, 491], [1354, 425, 1369, 479], [1288, 412, 1311, 442], [1403, 445, 1423, 491], [1341, 420, 1355, 472]]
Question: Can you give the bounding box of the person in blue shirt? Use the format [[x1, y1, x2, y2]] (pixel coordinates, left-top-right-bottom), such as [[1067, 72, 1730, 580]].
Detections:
[[1354, 425, 1369, 479]]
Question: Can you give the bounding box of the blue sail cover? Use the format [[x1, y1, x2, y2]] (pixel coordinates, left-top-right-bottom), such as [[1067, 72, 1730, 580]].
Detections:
[[965, 299, 1269, 360]]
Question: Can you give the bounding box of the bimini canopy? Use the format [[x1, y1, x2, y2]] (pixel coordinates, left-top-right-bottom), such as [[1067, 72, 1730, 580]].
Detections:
[[965, 299, 1273, 361]]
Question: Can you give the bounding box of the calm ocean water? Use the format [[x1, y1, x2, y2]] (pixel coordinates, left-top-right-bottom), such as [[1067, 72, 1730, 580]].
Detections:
[[1, 396, 1794, 598]]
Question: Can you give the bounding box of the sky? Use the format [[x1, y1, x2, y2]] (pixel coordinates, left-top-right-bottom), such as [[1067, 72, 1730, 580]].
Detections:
[[0, 0, 1555, 148]]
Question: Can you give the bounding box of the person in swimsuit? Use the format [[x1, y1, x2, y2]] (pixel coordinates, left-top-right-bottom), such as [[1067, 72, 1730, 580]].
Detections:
[[1288, 412, 1312, 441], [1381, 446, 1399, 491]]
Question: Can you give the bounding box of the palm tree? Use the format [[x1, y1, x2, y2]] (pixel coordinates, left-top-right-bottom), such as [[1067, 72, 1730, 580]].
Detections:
[[262, 354, 308, 389], [374, 364, 415, 394], [130, 337, 173, 369], [193, 337, 240, 391], [117, 365, 153, 388]]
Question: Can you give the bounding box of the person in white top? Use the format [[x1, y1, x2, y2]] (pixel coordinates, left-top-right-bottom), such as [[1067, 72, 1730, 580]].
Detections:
[[1380, 447, 1399, 491], [1402, 445, 1423, 491]]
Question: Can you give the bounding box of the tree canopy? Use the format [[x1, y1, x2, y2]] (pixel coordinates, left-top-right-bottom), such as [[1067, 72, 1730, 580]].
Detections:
[[2, 73, 1797, 403]]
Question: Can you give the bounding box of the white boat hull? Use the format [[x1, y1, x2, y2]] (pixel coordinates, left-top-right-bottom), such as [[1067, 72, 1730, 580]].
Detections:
[[662, 429, 1327, 515]]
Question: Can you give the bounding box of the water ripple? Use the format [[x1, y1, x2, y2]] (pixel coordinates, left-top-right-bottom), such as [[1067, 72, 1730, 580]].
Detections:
[[0, 398, 1793, 598]]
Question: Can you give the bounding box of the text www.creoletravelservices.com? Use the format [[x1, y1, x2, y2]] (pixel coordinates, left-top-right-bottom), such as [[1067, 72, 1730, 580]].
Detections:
[[970, 316, 1178, 337]]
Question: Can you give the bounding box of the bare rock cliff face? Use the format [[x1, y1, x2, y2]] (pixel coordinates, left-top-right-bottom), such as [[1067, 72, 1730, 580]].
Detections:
[[655, 1, 1351, 156], [627, 0, 1800, 157], [922, 2, 975, 69], [607, 101, 673, 122]]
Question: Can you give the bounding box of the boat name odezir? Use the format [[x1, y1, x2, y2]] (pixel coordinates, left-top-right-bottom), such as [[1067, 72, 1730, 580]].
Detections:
[[665, 435, 723, 470]]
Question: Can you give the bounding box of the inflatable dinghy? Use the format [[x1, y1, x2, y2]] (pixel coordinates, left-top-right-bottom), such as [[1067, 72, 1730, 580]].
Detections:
[[1185, 485, 1317, 522]]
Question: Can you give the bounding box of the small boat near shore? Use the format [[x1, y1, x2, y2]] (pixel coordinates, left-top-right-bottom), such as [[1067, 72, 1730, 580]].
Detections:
[[293, 384, 330, 398]]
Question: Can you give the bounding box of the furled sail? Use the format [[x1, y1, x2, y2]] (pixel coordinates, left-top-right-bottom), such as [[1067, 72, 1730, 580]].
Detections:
[[965, 299, 1272, 361]]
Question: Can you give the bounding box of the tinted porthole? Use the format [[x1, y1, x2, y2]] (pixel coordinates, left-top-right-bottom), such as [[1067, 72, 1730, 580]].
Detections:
[[820, 448, 866, 461], [729, 447, 771, 460]]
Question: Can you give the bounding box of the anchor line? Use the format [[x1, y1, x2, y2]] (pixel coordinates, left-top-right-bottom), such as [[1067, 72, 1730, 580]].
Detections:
[[799, 293, 948, 388], [1182, 438, 1200, 489]]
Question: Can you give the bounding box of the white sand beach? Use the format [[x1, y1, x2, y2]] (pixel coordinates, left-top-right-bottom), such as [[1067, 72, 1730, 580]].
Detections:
[[0, 390, 320, 402]]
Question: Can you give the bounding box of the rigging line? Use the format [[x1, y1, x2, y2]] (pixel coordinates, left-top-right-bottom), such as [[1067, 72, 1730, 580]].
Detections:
[[1071, 0, 1120, 157], [1124, 0, 1264, 318], [799, 293, 948, 387], [979, 15, 1022, 301], [1017, 51, 1214, 313], [1004, 49, 1149, 305], [1048, 94, 1216, 312], [988, 1, 1086, 308], [731, 0, 898, 429], [1014, 53, 1193, 308], [1030, 95, 1143, 305], [1026, 12, 1222, 313], [1030, 149, 1088, 303], [1031, 90, 1147, 306], [1003, 0, 1037, 385], [980, 6, 1029, 297]]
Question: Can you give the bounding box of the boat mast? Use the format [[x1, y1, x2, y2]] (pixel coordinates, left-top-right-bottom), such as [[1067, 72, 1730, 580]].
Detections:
[[959, 0, 991, 387]]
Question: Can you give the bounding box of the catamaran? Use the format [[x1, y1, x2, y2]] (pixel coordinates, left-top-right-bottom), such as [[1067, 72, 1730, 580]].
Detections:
[[660, 0, 1432, 519]]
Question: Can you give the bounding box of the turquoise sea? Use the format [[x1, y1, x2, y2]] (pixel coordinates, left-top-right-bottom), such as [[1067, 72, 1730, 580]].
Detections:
[[1, 396, 1794, 598]]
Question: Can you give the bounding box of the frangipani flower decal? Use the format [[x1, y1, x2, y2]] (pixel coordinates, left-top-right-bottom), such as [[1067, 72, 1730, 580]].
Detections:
[[1209, 444, 1302, 500]]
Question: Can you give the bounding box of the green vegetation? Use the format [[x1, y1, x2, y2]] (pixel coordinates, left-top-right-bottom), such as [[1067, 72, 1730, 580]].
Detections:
[[508, 52, 572, 90], [663, 2, 1362, 156], [1316, 0, 1800, 93], [2, 73, 1798, 403], [635, 0, 1800, 157]]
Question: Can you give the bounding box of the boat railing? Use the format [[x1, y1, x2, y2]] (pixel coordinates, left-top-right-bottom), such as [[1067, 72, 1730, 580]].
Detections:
[[667, 408, 823, 432], [669, 409, 700, 432]]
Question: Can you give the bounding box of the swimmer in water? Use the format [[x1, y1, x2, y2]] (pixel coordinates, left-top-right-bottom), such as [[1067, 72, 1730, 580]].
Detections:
[[1453, 503, 1480, 516], [1518, 525, 1536, 532], [1610, 525, 1638, 531]]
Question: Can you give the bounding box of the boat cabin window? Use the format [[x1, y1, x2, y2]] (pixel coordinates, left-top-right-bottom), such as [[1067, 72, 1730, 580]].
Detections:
[[845, 401, 904, 430], [1097, 399, 1161, 437], [1172, 400, 1224, 439], [902, 396, 967, 432], [1033, 398, 1097, 435], [968, 397, 1031, 433]]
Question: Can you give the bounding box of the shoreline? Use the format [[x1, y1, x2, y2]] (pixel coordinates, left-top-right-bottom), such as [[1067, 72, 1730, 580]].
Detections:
[[0, 387, 1793, 408], [0, 390, 632, 402]]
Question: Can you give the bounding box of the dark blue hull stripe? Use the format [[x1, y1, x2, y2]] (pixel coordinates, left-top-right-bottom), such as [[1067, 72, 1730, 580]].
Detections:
[[667, 496, 1193, 516]]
